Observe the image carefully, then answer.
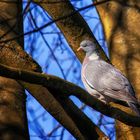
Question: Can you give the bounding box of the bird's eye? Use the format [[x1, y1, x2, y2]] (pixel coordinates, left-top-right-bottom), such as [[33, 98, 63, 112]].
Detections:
[[83, 44, 87, 47]]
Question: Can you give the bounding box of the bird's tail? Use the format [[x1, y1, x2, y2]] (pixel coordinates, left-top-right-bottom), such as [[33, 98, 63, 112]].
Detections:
[[127, 102, 140, 116]]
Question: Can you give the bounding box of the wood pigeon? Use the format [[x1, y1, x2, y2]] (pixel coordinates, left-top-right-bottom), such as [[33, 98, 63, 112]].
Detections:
[[77, 40, 140, 116]]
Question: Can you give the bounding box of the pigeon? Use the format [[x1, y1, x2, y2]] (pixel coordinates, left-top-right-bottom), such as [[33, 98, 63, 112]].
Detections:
[[77, 40, 140, 116]]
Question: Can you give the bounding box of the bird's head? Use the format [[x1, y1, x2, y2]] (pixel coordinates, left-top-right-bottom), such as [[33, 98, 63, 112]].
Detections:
[[77, 40, 98, 56]]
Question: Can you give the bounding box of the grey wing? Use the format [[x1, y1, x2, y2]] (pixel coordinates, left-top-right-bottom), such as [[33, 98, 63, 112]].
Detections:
[[84, 60, 137, 103]]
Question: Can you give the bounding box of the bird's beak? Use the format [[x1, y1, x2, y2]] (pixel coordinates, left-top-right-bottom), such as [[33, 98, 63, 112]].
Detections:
[[77, 46, 82, 52]]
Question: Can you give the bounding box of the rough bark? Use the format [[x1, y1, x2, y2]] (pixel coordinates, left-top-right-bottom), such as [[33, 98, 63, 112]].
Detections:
[[95, 0, 140, 139], [34, 0, 109, 63], [0, 1, 29, 139], [0, 63, 139, 127]]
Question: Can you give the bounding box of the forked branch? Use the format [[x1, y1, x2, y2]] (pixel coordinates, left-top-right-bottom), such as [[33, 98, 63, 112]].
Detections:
[[0, 63, 139, 127]]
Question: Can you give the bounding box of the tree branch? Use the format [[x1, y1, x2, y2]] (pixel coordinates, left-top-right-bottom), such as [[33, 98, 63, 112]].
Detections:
[[33, 0, 110, 62], [0, 27, 105, 139], [0, 0, 109, 138], [22, 83, 85, 140], [0, 63, 139, 127], [53, 94, 106, 139], [0, 29, 89, 140]]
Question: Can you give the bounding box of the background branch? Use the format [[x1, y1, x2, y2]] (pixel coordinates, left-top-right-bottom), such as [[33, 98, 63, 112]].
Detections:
[[33, 0, 110, 62]]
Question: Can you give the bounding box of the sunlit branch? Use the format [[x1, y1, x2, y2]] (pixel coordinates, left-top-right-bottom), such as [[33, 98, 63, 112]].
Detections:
[[0, 63, 139, 127]]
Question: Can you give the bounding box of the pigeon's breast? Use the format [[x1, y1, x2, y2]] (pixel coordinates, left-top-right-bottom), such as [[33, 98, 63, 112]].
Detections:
[[81, 59, 105, 100], [81, 58, 96, 93], [81, 59, 111, 90]]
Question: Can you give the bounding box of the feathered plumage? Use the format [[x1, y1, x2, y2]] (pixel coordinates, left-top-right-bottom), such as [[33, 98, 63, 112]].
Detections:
[[78, 40, 140, 116]]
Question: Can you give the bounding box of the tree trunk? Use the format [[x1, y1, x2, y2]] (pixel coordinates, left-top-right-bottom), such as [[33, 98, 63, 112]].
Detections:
[[95, 0, 140, 139], [0, 1, 29, 139]]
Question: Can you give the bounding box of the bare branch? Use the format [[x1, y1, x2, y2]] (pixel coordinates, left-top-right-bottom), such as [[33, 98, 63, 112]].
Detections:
[[34, 0, 110, 63], [0, 63, 139, 127], [0, 28, 105, 139]]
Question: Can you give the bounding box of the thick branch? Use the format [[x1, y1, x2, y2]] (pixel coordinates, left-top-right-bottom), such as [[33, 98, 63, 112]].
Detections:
[[0, 63, 140, 127], [33, 0, 109, 63], [0, 25, 89, 140], [95, 0, 140, 139], [0, 30, 105, 139], [22, 83, 85, 140], [52, 95, 104, 139]]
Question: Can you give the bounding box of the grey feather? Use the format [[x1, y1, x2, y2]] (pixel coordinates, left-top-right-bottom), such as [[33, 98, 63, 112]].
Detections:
[[80, 40, 140, 116], [83, 60, 137, 104]]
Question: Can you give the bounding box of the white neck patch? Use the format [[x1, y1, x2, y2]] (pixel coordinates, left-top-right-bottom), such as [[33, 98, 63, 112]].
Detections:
[[89, 52, 99, 60]]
